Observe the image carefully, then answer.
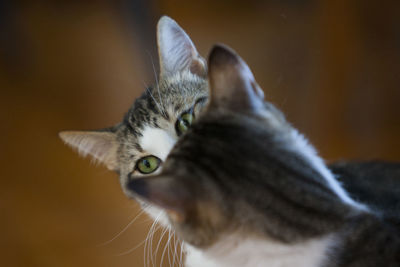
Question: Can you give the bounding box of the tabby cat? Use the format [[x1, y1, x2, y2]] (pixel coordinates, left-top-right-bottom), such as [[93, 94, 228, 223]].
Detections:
[[59, 15, 399, 224], [60, 16, 400, 266], [59, 16, 208, 224], [127, 44, 400, 267]]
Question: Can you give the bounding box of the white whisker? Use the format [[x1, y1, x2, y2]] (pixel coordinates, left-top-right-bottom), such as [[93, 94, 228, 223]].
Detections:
[[160, 227, 173, 267], [144, 212, 162, 267], [153, 227, 169, 266], [179, 241, 185, 267], [98, 209, 146, 247], [115, 237, 147, 256], [144, 82, 165, 118], [116, 217, 159, 257], [147, 50, 167, 118], [172, 233, 178, 267], [167, 229, 173, 267], [149, 223, 160, 267]]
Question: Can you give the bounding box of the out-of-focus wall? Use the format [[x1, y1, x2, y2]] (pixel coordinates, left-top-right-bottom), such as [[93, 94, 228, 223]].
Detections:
[[1, 1, 399, 266]]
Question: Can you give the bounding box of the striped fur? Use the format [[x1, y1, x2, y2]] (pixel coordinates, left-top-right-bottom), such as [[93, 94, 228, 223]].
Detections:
[[59, 17, 400, 267], [127, 45, 400, 266]]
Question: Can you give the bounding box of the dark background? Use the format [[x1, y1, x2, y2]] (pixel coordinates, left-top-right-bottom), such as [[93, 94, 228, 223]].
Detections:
[[1, 0, 399, 266]]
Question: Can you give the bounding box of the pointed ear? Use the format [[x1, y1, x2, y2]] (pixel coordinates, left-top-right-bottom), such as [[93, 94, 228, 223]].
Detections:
[[208, 44, 265, 112], [59, 130, 118, 171], [157, 16, 206, 78], [127, 175, 193, 221]]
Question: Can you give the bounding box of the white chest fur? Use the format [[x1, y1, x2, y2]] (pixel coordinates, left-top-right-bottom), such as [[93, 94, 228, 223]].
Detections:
[[184, 235, 333, 267]]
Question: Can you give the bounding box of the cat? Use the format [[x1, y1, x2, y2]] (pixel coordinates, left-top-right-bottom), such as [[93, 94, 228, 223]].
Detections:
[[60, 16, 400, 266], [59, 16, 208, 225], [59, 15, 400, 221], [59, 15, 399, 224], [126, 44, 400, 267]]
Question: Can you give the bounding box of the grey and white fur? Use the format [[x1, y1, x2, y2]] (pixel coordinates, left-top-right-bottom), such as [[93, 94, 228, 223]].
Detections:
[[59, 16, 208, 226], [127, 45, 400, 267], [60, 16, 400, 267]]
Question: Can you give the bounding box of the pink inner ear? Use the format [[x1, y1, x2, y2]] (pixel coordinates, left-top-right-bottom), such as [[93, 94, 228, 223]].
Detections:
[[157, 16, 205, 77]]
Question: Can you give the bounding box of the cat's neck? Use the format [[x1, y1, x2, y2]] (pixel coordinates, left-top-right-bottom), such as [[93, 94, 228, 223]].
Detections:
[[185, 234, 335, 267]]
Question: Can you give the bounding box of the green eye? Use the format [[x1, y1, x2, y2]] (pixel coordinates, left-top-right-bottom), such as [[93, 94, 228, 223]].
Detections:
[[177, 112, 194, 135], [136, 156, 161, 174]]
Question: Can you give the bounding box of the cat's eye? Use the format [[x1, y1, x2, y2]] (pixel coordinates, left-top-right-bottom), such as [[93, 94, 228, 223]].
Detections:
[[136, 156, 161, 174], [176, 112, 194, 136]]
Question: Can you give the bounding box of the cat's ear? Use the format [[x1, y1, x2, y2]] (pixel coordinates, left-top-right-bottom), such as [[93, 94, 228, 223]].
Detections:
[[127, 175, 193, 221], [208, 44, 265, 112], [59, 130, 118, 171], [157, 16, 206, 78]]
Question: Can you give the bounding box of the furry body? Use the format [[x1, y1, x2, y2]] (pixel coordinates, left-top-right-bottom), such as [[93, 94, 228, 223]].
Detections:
[[60, 17, 400, 267], [127, 45, 400, 267]]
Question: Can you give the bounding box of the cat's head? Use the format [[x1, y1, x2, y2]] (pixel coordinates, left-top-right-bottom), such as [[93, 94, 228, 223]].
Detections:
[[59, 16, 208, 185], [125, 45, 362, 248]]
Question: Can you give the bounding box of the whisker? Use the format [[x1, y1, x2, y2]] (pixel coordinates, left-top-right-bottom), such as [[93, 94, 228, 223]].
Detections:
[[116, 213, 160, 258], [172, 233, 178, 267], [149, 222, 160, 267], [98, 209, 146, 247], [153, 227, 169, 266], [179, 241, 185, 267], [160, 227, 173, 267], [146, 50, 167, 118], [144, 213, 162, 267], [144, 82, 165, 117], [167, 229, 172, 267], [176, 235, 182, 267], [115, 237, 147, 256]]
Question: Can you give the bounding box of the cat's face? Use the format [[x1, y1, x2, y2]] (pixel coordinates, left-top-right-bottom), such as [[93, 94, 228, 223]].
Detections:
[[126, 45, 358, 248], [116, 71, 208, 187], [59, 17, 208, 192]]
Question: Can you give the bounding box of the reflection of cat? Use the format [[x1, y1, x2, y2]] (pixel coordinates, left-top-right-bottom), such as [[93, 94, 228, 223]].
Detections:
[[128, 45, 400, 267]]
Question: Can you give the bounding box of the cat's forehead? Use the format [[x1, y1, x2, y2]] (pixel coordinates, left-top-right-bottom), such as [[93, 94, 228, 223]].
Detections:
[[123, 72, 206, 124], [116, 71, 207, 165], [158, 71, 208, 104]]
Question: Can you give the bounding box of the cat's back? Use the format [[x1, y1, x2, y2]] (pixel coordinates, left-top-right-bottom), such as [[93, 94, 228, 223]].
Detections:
[[330, 161, 400, 218], [331, 213, 400, 267]]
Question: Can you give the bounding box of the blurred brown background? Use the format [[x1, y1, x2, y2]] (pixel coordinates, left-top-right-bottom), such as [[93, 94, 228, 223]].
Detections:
[[1, 0, 399, 266]]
